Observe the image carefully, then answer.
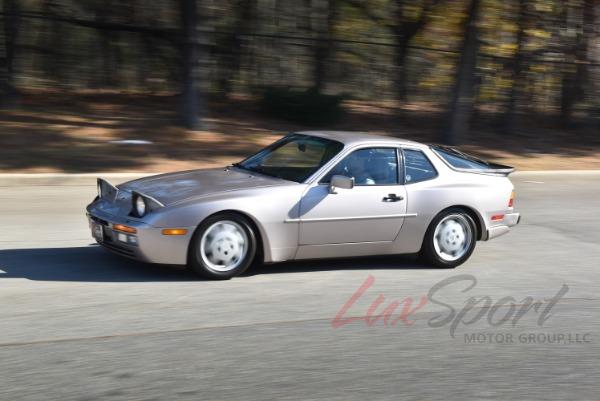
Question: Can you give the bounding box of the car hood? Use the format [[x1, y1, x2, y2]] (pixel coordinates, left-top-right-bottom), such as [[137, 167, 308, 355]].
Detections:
[[118, 168, 287, 206]]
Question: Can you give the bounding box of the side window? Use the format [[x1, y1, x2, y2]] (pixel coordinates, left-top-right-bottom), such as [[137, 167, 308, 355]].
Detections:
[[403, 149, 437, 184], [321, 148, 399, 186]]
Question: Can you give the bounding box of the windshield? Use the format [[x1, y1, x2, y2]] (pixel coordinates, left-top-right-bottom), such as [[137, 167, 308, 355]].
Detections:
[[235, 134, 344, 183]]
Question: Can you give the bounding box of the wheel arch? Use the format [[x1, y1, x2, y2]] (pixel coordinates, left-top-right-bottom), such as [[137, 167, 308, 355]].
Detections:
[[435, 205, 485, 241], [187, 209, 267, 265]]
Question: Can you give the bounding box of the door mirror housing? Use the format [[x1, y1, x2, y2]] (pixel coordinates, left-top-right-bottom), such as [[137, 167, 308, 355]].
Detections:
[[329, 175, 354, 194]]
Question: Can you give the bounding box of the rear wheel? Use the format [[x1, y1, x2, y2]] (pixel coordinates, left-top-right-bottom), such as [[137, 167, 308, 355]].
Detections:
[[421, 209, 476, 268], [188, 213, 257, 279]]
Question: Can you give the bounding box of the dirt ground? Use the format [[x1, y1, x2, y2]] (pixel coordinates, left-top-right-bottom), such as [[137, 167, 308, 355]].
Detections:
[[1, 90, 599, 173]]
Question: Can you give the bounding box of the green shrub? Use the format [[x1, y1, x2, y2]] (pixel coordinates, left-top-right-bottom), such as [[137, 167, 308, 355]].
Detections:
[[260, 87, 344, 125]]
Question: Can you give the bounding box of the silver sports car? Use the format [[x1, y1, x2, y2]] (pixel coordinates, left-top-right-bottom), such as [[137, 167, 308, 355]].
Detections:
[[87, 131, 520, 279]]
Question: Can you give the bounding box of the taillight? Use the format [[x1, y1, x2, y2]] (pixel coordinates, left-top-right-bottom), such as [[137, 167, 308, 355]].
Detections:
[[508, 190, 515, 208]]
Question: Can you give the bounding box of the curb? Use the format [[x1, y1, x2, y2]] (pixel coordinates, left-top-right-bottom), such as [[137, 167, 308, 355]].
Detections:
[[513, 170, 600, 175], [0, 173, 151, 187]]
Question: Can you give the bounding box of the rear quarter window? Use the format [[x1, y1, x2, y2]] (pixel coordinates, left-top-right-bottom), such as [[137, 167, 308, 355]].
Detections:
[[403, 149, 437, 184]]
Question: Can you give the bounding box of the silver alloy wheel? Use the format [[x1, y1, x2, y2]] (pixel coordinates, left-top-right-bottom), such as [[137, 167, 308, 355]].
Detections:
[[433, 214, 473, 262], [199, 220, 249, 272]]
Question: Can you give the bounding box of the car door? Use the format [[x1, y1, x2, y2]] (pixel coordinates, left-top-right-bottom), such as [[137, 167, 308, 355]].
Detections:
[[298, 147, 408, 245]]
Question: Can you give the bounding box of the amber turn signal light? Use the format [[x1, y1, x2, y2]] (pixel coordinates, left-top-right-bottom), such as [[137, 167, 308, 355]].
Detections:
[[508, 190, 515, 207], [113, 224, 137, 234], [161, 228, 188, 236]]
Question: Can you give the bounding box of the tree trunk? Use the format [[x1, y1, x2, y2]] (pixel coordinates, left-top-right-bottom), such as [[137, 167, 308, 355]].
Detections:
[[313, 0, 337, 94], [504, 0, 527, 134], [560, 74, 576, 127], [560, 1, 590, 127], [1, 0, 20, 106], [445, 0, 481, 145], [219, 0, 256, 96], [393, 34, 410, 104], [393, 0, 439, 106], [393, 1, 409, 104], [94, 2, 116, 88], [36, 0, 60, 83], [180, 0, 201, 129], [578, 0, 596, 126], [584, 0, 600, 128], [101, 32, 112, 86]]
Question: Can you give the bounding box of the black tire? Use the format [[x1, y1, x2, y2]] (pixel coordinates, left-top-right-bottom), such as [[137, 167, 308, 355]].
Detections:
[[188, 212, 257, 279], [420, 208, 477, 268]]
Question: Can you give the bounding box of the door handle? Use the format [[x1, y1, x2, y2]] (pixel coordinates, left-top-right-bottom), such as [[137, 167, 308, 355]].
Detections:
[[382, 194, 404, 202]]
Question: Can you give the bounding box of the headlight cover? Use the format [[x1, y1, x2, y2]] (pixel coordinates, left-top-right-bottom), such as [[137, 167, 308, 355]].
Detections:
[[135, 195, 146, 217], [97, 178, 118, 201], [130, 191, 164, 218]]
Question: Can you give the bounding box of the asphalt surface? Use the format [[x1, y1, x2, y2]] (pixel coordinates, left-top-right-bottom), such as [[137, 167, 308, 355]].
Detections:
[[0, 172, 599, 401]]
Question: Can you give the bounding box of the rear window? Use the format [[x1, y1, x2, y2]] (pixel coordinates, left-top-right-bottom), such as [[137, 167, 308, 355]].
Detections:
[[432, 146, 490, 170]]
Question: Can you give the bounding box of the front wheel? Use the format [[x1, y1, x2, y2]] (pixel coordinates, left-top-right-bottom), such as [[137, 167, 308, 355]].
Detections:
[[188, 213, 257, 279], [421, 209, 476, 268]]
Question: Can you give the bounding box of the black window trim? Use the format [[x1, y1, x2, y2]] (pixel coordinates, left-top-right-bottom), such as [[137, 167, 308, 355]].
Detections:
[[236, 132, 346, 183], [396, 147, 405, 185], [401, 147, 439, 185], [317, 146, 403, 187], [429, 145, 515, 175]]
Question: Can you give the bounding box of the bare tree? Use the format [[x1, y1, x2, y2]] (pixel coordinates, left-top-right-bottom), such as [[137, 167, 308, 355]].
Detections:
[[312, 0, 338, 94], [180, 0, 201, 129], [1, 0, 20, 105], [445, 0, 481, 145], [346, 0, 440, 104], [577, 0, 596, 125], [504, 0, 528, 134], [37, 1, 66, 85], [392, 0, 439, 103], [218, 0, 257, 96], [94, 0, 117, 88], [560, 0, 593, 127]]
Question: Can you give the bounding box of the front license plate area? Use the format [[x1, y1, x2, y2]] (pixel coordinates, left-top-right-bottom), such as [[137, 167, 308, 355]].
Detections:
[[92, 223, 104, 243]]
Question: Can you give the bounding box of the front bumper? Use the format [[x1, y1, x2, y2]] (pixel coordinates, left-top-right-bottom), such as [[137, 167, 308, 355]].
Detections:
[[484, 212, 521, 241], [86, 207, 193, 265]]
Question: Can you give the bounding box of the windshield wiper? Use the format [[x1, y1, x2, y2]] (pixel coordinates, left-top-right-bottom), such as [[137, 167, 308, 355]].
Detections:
[[249, 165, 282, 179], [231, 162, 253, 172], [231, 163, 276, 178], [231, 162, 294, 181]]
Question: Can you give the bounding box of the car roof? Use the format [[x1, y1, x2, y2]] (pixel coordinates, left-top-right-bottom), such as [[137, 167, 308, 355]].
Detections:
[[295, 131, 425, 148]]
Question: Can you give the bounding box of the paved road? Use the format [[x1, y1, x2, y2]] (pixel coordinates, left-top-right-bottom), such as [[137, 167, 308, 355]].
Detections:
[[1, 172, 599, 401]]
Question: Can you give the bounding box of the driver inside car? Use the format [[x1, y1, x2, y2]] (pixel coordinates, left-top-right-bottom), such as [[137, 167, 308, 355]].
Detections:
[[345, 151, 376, 185]]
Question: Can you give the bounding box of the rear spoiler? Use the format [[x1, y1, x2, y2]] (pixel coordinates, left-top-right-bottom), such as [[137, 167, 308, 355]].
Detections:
[[451, 164, 515, 177], [452, 163, 515, 177]]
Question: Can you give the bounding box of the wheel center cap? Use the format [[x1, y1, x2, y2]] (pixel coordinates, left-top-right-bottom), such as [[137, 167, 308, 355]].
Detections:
[[440, 226, 464, 252], [212, 234, 239, 262]]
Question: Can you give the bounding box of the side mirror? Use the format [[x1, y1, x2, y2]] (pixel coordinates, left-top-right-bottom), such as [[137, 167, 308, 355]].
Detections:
[[329, 175, 354, 194]]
